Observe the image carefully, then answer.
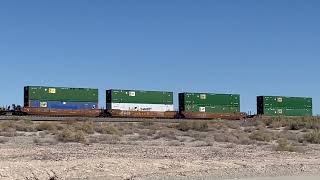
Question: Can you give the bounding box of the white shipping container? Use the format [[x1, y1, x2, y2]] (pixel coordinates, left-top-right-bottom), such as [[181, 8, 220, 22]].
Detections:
[[107, 103, 174, 112]]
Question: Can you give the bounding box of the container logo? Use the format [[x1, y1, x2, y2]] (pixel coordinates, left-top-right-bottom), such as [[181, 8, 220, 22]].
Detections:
[[40, 102, 48, 108], [200, 94, 207, 100], [277, 97, 283, 103], [199, 107, 206, 112], [48, 88, 56, 94], [278, 109, 283, 114], [129, 91, 136, 97]]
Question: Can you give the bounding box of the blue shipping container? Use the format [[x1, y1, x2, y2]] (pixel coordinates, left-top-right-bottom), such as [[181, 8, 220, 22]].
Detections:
[[29, 100, 98, 110]]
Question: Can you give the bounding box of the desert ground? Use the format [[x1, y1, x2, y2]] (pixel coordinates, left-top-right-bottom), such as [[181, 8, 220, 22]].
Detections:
[[0, 118, 320, 180]]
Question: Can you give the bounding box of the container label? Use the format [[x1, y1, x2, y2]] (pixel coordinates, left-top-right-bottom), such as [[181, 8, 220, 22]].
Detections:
[[200, 94, 207, 100], [129, 91, 136, 97], [40, 102, 48, 108], [199, 107, 206, 112], [48, 88, 56, 94]]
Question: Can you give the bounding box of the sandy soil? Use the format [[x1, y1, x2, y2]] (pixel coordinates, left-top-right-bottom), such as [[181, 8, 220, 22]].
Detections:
[[0, 135, 320, 180]]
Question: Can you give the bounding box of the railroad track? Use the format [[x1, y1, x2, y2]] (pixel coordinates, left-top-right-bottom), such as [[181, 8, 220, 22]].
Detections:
[[0, 115, 244, 124], [0, 115, 190, 123]]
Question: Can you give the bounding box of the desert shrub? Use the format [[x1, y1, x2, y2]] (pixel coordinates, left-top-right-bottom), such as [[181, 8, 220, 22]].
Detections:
[[189, 132, 206, 141], [95, 124, 119, 135], [0, 128, 17, 137], [36, 122, 56, 131], [261, 117, 320, 131], [139, 129, 156, 137], [56, 129, 86, 143], [14, 120, 36, 132], [74, 131, 86, 143], [213, 132, 238, 143], [176, 121, 208, 132], [77, 122, 95, 134], [243, 119, 267, 127], [249, 130, 273, 142], [287, 120, 306, 130], [90, 135, 120, 144], [236, 133, 253, 145], [276, 130, 301, 142], [141, 120, 154, 127], [275, 139, 296, 152], [304, 130, 320, 144], [224, 121, 241, 130], [0, 121, 16, 131], [153, 130, 177, 140]]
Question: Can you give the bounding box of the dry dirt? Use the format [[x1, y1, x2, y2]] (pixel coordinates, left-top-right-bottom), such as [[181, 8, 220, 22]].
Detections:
[[0, 135, 320, 180]]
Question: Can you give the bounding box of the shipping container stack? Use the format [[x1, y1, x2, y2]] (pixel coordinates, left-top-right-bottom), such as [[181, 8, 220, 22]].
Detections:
[[257, 96, 312, 116], [106, 89, 174, 112], [179, 93, 241, 113], [24, 86, 99, 110]]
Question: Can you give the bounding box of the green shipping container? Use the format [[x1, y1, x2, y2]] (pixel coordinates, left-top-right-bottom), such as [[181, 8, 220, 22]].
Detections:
[[257, 96, 312, 109], [183, 104, 240, 113], [179, 92, 240, 113], [257, 96, 312, 116], [179, 93, 240, 106], [262, 108, 312, 117], [24, 86, 99, 104], [106, 89, 173, 104]]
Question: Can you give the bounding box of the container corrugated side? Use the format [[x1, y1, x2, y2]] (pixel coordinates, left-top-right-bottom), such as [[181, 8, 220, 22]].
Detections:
[[28, 100, 98, 110], [259, 96, 312, 109], [257, 96, 313, 116], [180, 93, 240, 106], [106, 89, 173, 105], [179, 92, 240, 113], [24, 86, 99, 102], [107, 103, 174, 112], [183, 104, 240, 113], [262, 108, 312, 116]]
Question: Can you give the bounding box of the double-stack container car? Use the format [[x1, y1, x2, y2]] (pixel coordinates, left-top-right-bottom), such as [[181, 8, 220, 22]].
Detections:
[[257, 96, 312, 117], [0, 85, 316, 119], [106, 89, 176, 118], [179, 93, 246, 120], [23, 86, 102, 117]]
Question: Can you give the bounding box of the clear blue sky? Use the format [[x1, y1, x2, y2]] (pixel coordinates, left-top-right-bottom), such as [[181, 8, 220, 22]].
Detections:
[[1, 0, 319, 114]]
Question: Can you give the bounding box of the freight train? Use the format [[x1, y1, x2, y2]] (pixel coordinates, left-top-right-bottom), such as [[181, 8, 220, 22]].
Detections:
[[0, 86, 313, 120]]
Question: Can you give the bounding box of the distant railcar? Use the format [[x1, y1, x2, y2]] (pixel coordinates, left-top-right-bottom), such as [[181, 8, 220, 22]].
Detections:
[[257, 96, 312, 117], [106, 89, 176, 118], [179, 92, 245, 120]]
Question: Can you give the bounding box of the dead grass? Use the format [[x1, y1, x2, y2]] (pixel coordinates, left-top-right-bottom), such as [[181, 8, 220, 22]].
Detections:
[[0, 117, 319, 148], [304, 130, 320, 144], [264, 117, 320, 130], [56, 129, 86, 143], [141, 120, 154, 127], [0, 128, 17, 137], [36, 122, 56, 132], [95, 124, 119, 135], [249, 129, 273, 142], [275, 139, 296, 152], [153, 130, 178, 140], [176, 121, 208, 132]]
